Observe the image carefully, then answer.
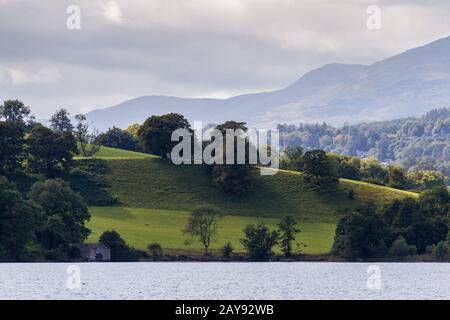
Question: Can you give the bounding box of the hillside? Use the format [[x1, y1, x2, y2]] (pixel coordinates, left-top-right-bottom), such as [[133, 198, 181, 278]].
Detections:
[[94, 157, 416, 221], [81, 149, 417, 254], [81, 146, 155, 159], [85, 36, 450, 130], [279, 108, 450, 180]]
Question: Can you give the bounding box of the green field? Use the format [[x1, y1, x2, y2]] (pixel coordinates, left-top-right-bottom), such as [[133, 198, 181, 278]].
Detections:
[[76, 146, 154, 159], [88, 158, 417, 222], [87, 207, 336, 254], [80, 147, 417, 255]]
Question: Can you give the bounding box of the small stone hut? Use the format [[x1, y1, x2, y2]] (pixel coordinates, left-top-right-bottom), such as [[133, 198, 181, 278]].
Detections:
[[80, 243, 111, 262]]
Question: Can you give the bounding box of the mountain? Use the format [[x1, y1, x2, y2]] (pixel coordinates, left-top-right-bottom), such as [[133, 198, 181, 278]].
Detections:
[[85, 36, 450, 131]]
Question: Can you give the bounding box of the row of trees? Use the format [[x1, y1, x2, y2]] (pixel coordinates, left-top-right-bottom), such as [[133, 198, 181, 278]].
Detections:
[[0, 100, 95, 261], [183, 207, 302, 261], [332, 186, 450, 260], [0, 177, 91, 261], [281, 146, 447, 190], [136, 114, 255, 196], [0, 101, 103, 178], [280, 147, 339, 190]]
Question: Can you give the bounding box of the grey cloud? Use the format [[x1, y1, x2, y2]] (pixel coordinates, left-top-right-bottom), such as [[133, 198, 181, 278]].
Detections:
[[0, 0, 450, 117]]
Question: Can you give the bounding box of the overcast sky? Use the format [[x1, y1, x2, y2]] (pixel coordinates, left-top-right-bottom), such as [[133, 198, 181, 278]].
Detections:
[[1, 0, 450, 117]]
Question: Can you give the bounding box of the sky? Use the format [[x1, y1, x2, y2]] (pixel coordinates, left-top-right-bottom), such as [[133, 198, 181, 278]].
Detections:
[[1, 0, 450, 118]]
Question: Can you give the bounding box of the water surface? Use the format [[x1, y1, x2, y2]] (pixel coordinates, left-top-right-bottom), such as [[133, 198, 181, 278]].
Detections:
[[0, 262, 449, 299]]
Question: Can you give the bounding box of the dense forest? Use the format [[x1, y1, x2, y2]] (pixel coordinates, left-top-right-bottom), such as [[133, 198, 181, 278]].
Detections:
[[278, 108, 450, 181]]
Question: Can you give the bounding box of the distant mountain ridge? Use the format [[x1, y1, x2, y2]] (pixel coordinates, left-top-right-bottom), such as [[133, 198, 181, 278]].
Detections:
[[85, 36, 450, 131]]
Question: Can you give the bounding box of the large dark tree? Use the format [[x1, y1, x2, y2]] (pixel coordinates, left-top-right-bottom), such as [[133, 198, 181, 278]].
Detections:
[[302, 150, 339, 190], [419, 186, 450, 218], [138, 113, 191, 158], [97, 127, 141, 151], [50, 109, 74, 132], [0, 100, 34, 128], [0, 176, 41, 261], [332, 204, 391, 260], [240, 222, 279, 261], [29, 179, 91, 252], [27, 125, 78, 177], [0, 121, 25, 174], [406, 219, 448, 253], [210, 121, 254, 196]]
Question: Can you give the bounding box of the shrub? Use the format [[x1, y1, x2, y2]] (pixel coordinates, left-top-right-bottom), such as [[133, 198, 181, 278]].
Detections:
[[97, 127, 142, 152], [148, 243, 163, 257], [388, 236, 410, 257], [240, 222, 278, 261], [99, 230, 138, 262], [434, 241, 449, 261], [221, 242, 234, 258]]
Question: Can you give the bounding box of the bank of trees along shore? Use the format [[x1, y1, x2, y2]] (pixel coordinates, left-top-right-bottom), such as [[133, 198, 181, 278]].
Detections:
[[1, 99, 449, 262]]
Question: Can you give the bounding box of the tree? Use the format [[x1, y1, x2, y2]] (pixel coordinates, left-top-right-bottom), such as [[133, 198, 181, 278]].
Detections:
[[97, 127, 141, 151], [387, 164, 408, 190], [330, 154, 361, 181], [283, 146, 304, 162], [221, 242, 234, 258], [26, 125, 78, 177], [0, 176, 41, 261], [126, 123, 140, 138], [360, 158, 388, 185], [388, 236, 416, 257], [407, 170, 447, 190], [0, 121, 25, 174], [332, 205, 391, 260], [277, 216, 301, 257], [138, 113, 191, 158], [50, 109, 73, 132], [183, 207, 223, 255], [210, 121, 254, 195], [75, 114, 101, 157], [0, 100, 34, 128], [281, 146, 304, 171], [99, 230, 138, 262], [386, 198, 422, 230], [147, 243, 163, 257], [211, 164, 254, 196], [434, 241, 449, 261], [405, 219, 448, 253], [29, 179, 91, 252], [240, 222, 279, 261], [302, 150, 339, 190], [419, 186, 450, 218]]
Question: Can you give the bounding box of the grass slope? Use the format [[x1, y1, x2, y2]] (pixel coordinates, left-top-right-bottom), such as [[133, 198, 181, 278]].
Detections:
[[80, 147, 417, 254], [76, 146, 154, 159], [93, 157, 417, 222], [87, 207, 335, 254]]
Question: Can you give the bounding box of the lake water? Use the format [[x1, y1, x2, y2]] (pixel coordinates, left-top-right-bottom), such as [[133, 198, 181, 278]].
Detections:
[[0, 262, 449, 300]]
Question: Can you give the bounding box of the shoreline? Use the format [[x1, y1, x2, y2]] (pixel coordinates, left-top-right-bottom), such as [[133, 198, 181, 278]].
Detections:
[[3, 253, 447, 263]]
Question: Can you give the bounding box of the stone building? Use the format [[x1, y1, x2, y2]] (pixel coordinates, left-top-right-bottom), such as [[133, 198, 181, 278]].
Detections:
[[80, 243, 111, 262]]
